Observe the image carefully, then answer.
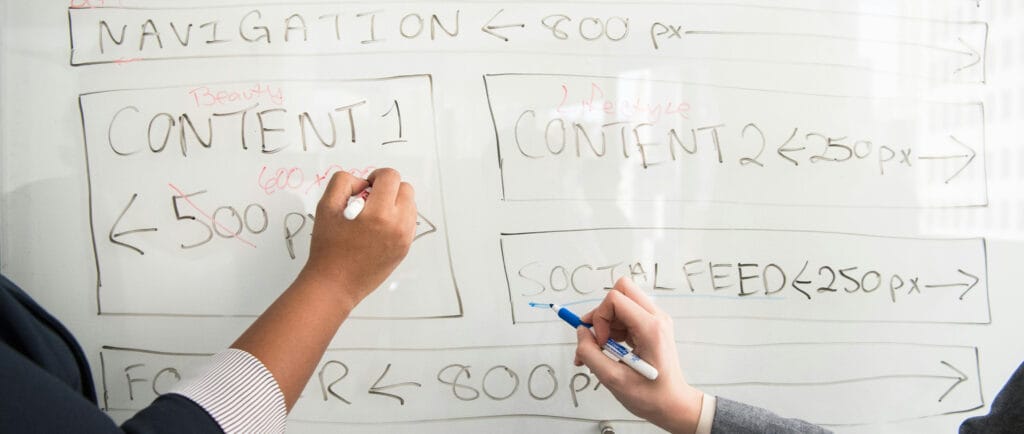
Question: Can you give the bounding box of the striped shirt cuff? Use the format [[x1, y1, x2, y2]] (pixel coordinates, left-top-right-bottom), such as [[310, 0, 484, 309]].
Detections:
[[695, 393, 717, 434], [169, 349, 287, 434]]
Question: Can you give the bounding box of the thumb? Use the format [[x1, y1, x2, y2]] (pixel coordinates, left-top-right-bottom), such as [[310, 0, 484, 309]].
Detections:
[[321, 171, 368, 212]]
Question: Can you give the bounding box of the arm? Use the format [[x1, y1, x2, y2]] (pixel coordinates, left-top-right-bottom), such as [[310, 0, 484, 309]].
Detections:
[[2, 168, 415, 434], [168, 169, 416, 432], [574, 277, 830, 434], [230, 168, 416, 410]]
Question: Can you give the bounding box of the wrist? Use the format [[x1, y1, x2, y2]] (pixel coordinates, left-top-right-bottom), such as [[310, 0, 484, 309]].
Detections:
[[293, 265, 360, 314], [660, 386, 704, 434]]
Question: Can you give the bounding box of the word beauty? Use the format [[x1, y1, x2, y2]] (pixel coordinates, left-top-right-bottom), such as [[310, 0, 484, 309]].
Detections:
[[343, 188, 372, 220], [531, 303, 659, 380]]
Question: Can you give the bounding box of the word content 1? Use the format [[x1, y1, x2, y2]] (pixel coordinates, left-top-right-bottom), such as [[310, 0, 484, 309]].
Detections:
[[80, 76, 459, 319]]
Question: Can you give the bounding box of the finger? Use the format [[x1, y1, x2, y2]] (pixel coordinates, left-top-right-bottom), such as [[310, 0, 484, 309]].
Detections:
[[320, 171, 368, 213], [396, 182, 417, 222], [608, 324, 630, 343], [575, 326, 628, 387], [580, 311, 627, 342], [365, 168, 401, 213], [613, 277, 659, 315], [396, 182, 418, 240], [589, 290, 655, 345], [396, 181, 415, 206]]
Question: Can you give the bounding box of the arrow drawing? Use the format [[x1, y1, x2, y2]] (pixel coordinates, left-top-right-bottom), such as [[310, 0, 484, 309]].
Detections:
[[109, 193, 157, 255], [918, 135, 977, 184], [937, 361, 969, 402], [953, 37, 982, 75], [695, 360, 969, 403], [925, 269, 981, 300], [683, 29, 984, 78], [684, 30, 981, 59], [481, 9, 525, 42], [368, 363, 422, 405], [415, 213, 438, 241]]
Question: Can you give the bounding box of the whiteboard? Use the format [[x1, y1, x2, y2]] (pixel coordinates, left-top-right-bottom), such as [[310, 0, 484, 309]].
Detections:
[[2, 0, 1022, 433]]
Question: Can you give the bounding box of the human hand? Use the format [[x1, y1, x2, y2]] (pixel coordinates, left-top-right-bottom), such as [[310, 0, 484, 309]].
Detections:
[[300, 168, 417, 310], [574, 277, 704, 434]]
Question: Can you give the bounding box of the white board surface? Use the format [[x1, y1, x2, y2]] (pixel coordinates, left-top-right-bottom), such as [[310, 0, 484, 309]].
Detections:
[[2, 1, 1023, 433]]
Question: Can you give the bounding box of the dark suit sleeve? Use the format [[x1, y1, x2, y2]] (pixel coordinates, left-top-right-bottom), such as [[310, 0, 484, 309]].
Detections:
[[960, 361, 1024, 434], [0, 341, 222, 434], [711, 397, 833, 434]]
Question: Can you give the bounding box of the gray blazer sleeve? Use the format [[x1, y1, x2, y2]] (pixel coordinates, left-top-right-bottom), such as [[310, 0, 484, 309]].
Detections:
[[711, 397, 833, 434]]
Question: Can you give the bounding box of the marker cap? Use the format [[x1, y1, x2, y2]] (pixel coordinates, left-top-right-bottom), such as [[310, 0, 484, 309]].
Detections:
[[621, 353, 659, 380], [343, 197, 365, 220]]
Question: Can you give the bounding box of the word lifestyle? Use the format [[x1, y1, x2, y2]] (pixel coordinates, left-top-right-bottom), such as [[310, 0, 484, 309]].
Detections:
[[556, 82, 692, 124]]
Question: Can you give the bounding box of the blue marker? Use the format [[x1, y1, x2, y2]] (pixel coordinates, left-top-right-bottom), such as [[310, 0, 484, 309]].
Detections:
[[532, 303, 659, 380]]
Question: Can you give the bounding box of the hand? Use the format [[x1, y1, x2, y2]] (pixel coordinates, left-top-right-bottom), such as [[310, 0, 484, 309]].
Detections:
[[300, 168, 417, 309], [574, 277, 704, 434]]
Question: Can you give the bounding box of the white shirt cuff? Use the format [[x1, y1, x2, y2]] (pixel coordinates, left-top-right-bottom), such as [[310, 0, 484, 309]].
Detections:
[[695, 393, 717, 434], [169, 349, 287, 434]]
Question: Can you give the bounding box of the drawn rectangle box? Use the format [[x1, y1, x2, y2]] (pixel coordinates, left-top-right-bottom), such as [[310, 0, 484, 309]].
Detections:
[[80, 76, 461, 318], [101, 342, 981, 425], [485, 73, 988, 207], [68, 5, 987, 84], [501, 228, 989, 324]]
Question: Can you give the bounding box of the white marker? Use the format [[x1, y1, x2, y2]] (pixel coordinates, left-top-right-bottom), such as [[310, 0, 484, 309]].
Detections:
[[343, 188, 372, 220]]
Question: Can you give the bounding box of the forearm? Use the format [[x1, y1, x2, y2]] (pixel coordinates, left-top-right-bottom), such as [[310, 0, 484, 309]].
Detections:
[[230, 269, 357, 410]]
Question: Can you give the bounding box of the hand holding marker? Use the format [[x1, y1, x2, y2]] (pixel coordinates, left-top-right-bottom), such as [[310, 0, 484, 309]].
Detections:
[[346, 184, 656, 379], [532, 302, 659, 380]]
